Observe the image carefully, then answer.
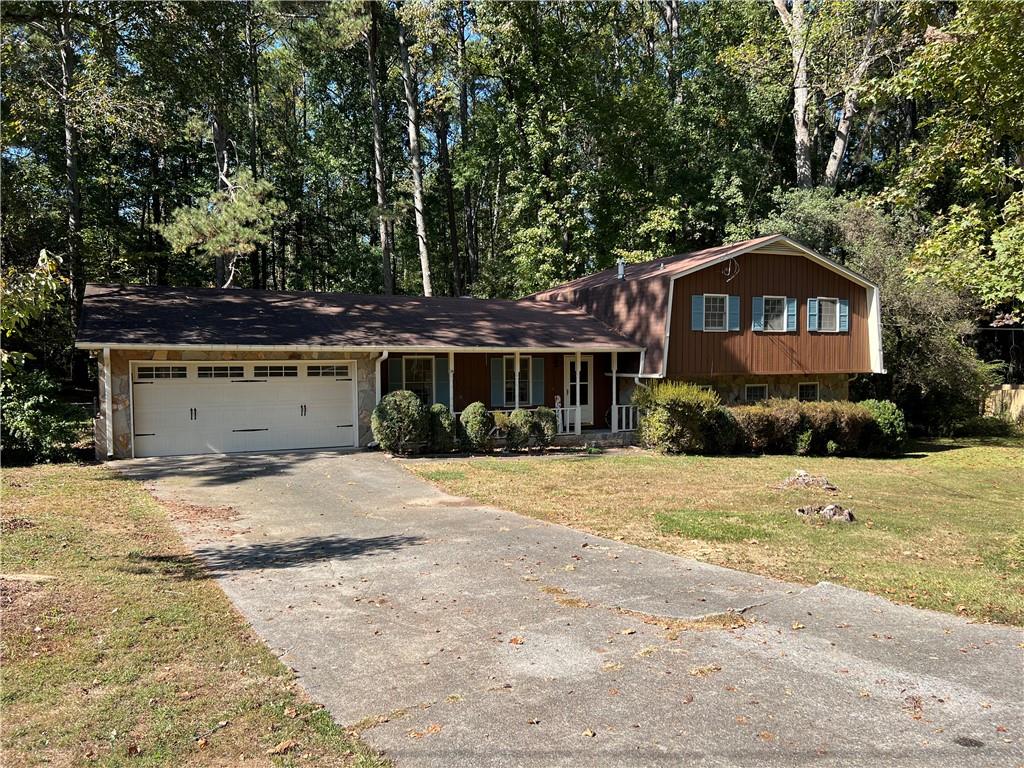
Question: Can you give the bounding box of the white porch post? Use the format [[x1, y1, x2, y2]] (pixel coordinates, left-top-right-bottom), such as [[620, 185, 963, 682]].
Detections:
[[103, 347, 114, 458], [611, 351, 618, 433], [448, 351, 455, 414], [514, 351, 520, 408], [575, 350, 582, 435]]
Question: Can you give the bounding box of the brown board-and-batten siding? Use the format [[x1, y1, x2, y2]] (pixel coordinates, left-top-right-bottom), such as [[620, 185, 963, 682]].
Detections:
[[667, 251, 871, 377]]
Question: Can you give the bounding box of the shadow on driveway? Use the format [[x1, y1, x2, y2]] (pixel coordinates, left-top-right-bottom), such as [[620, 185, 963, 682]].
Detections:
[[137, 532, 422, 579], [114, 449, 361, 488]]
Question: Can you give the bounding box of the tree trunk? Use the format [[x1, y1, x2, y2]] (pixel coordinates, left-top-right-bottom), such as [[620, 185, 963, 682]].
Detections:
[[245, 0, 266, 288], [773, 0, 813, 188], [150, 152, 167, 285], [366, 1, 394, 294], [823, 1, 884, 189], [58, 1, 84, 316], [211, 110, 231, 286], [458, 0, 478, 285], [436, 112, 462, 295], [397, 14, 432, 296]]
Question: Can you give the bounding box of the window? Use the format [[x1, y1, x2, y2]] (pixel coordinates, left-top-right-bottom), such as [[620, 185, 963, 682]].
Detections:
[[503, 356, 531, 406], [308, 364, 349, 378], [197, 365, 243, 379], [136, 365, 186, 380], [818, 298, 838, 332], [745, 384, 768, 402], [798, 382, 819, 402], [763, 296, 787, 332], [253, 365, 298, 378], [704, 294, 727, 331], [403, 357, 434, 403]]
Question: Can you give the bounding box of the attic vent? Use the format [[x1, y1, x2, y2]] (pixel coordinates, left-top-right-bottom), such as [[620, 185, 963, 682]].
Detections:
[[617, 258, 625, 279]]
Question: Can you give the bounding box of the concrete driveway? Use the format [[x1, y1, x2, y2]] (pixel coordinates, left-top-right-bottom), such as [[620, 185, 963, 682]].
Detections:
[[117, 451, 1023, 768]]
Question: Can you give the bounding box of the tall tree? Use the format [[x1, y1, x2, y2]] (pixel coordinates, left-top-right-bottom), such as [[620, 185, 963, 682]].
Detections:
[[397, 9, 432, 296], [365, 0, 394, 294]]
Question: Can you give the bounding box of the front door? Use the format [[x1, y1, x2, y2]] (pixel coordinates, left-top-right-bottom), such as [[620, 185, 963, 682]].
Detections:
[[563, 355, 594, 426]]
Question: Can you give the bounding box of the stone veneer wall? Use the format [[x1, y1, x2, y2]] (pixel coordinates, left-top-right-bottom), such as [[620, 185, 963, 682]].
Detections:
[[94, 349, 381, 459], [682, 373, 850, 405]]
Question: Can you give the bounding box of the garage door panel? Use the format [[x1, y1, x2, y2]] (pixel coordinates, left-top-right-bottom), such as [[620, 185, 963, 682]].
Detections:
[[132, 361, 357, 458]]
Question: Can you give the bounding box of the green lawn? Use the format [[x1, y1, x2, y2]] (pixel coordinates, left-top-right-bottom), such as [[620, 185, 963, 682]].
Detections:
[[408, 439, 1024, 625], [1, 464, 387, 768]]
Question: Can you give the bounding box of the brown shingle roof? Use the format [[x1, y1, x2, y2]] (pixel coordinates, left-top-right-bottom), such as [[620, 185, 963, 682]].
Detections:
[[76, 284, 641, 351]]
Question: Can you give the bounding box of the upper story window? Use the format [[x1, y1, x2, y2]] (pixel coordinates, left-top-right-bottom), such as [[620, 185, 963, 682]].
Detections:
[[704, 295, 727, 331], [763, 296, 786, 332], [503, 356, 531, 406], [403, 357, 434, 403], [818, 298, 839, 332]]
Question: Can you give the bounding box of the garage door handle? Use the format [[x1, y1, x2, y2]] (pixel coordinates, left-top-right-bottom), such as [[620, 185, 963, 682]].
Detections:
[[300, 404, 307, 416]]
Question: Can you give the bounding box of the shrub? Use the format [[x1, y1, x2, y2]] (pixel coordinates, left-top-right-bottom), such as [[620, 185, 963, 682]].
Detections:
[[764, 398, 803, 453], [731, 405, 774, 453], [370, 390, 428, 455], [951, 415, 1018, 438], [703, 407, 740, 454], [428, 403, 457, 453], [796, 429, 813, 456], [0, 369, 81, 464], [505, 409, 534, 451], [459, 402, 494, 451], [634, 381, 721, 453], [532, 406, 558, 448], [858, 399, 907, 455]]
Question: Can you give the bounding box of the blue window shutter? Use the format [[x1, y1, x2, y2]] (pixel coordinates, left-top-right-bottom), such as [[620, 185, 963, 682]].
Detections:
[[807, 298, 819, 332], [489, 357, 504, 407], [786, 297, 797, 331], [434, 356, 450, 407], [751, 296, 764, 331], [838, 299, 850, 332], [530, 356, 544, 405], [691, 295, 704, 331], [728, 296, 740, 331], [387, 357, 403, 392]]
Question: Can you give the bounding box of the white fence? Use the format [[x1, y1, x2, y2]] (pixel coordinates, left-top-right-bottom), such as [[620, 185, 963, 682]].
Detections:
[[615, 404, 638, 432]]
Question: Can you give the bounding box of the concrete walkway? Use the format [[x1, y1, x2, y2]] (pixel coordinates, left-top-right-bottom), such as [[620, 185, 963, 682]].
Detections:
[[116, 451, 1023, 768]]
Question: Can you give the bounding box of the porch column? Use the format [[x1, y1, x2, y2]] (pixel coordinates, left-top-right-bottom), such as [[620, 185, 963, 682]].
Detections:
[[103, 347, 114, 458], [448, 351, 455, 415], [514, 351, 521, 408], [611, 351, 618, 433], [575, 350, 582, 435]]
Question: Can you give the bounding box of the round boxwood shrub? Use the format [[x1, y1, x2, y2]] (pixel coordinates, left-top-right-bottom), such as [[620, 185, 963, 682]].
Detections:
[[505, 408, 534, 451], [459, 401, 494, 452], [859, 399, 907, 454], [532, 406, 558, 448], [731, 404, 773, 453], [703, 406, 740, 455], [371, 390, 428, 455], [428, 403, 457, 453]]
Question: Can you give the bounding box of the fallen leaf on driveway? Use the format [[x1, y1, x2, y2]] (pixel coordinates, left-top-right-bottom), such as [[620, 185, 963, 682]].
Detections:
[[689, 664, 722, 677], [620, 628, 636, 635], [791, 622, 805, 630], [758, 731, 775, 742], [582, 729, 596, 737], [509, 636, 525, 645], [266, 739, 299, 755]]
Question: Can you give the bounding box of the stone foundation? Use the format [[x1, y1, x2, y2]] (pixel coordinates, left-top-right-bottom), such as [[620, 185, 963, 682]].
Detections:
[[680, 374, 850, 405], [93, 349, 382, 459]]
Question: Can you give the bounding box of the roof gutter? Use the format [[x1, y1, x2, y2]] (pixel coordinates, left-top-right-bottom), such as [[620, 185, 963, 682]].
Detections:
[[74, 342, 645, 354]]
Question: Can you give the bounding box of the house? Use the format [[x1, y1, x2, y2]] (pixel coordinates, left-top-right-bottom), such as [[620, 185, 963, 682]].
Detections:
[[76, 234, 883, 459]]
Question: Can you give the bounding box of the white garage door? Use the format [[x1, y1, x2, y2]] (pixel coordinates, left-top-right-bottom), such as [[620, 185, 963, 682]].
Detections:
[[131, 360, 357, 458]]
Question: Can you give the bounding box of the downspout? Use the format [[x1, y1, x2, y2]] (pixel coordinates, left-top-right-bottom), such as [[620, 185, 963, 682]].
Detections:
[[103, 347, 114, 458], [375, 350, 389, 405]]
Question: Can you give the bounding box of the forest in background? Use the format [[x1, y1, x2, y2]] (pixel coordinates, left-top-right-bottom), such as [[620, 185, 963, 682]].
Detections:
[[1, 0, 1022, 427]]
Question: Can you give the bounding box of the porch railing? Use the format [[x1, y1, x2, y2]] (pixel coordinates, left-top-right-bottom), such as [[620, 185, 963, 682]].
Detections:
[[615, 404, 639, 432]]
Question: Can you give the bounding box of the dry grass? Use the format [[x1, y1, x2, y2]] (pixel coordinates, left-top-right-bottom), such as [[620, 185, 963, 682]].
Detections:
[[1, 464, 388, 768], [410, 438, 1024, 625]]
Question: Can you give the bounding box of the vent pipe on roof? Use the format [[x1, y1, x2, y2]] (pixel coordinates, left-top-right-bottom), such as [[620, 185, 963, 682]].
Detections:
[[617, 258, 625, 280]]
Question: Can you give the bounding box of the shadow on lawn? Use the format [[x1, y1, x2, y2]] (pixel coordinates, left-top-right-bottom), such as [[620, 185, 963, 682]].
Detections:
[[135, 532, 422, 579]]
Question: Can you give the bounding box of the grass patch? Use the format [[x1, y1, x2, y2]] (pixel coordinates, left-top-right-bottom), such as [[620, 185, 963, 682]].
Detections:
[[1, 464, 388, 767], [408, 439, 1024, 625]]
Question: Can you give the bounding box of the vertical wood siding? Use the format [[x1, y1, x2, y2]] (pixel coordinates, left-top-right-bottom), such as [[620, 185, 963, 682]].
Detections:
[[667, 251, 870, 376]]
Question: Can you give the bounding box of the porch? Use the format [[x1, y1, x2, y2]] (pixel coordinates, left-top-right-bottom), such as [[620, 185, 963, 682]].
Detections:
[[379, 350, 642, 436]]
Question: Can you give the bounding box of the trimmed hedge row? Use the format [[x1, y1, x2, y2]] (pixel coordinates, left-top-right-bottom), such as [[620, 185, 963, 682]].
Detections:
[[635, 382, 906, 456], [371, 392, 560, 455]]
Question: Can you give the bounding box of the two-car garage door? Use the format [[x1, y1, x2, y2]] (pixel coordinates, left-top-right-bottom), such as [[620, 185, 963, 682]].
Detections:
[[131, 360, 357, 458]]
